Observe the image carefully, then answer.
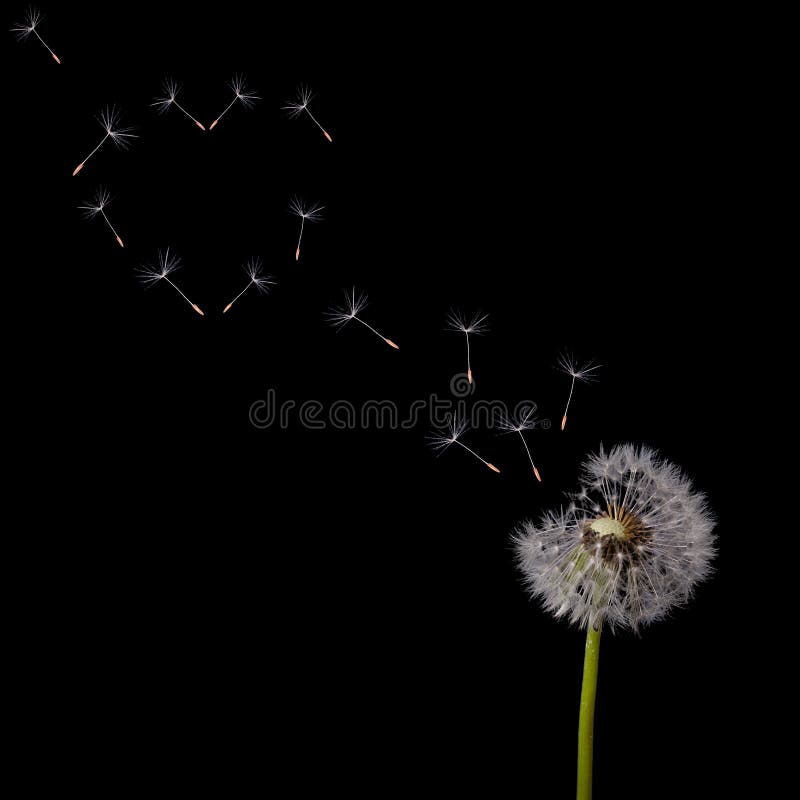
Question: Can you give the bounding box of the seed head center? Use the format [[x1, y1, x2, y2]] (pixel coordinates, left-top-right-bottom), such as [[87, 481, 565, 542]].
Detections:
[[589, 517, 628, 540]]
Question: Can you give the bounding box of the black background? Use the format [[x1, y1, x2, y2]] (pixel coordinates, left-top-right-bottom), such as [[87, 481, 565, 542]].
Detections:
[[6, 3, 744, 796]]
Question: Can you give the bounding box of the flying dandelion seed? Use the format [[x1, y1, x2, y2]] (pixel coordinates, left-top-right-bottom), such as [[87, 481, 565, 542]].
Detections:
[[223, 258, 276, 314], [289, 197, 324, 262], [151, 78, 206, 130], [11, 7, 61, 64], [137, 248, 204, 316], [447, 310, 489, 385], [557, 353, 601, 431], [283, 85, 333, 142], [78, 188, 124, 248], [208, 74, 259, 131], [512, 444, 716, 800], [499, 407, 542, 481], [325, 287, 398, 350], [72, 106, 137, 177], [427, 416, 500, 473]]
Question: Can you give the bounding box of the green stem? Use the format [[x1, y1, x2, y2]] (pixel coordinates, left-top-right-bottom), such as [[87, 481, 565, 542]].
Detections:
[[577, 624, 602, 800]]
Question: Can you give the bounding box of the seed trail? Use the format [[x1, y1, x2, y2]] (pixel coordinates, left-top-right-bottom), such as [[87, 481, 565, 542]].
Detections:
[[289, 197, 324, 262], [137, 248, 203, 316], [428, 416, 500, 473], [11, 8, 60, 64], [325, 287, 398, 350], [557, 353, 601, 431], [283, 86, 333, 142], [223, 258, 275, 314], [447, 310, 489, 384], [208, 74, 259, 131], [72, 106, 136, 176]]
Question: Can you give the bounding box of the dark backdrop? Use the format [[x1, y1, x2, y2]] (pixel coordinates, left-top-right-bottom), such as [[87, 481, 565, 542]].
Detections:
[[6, 4, 742, 796]]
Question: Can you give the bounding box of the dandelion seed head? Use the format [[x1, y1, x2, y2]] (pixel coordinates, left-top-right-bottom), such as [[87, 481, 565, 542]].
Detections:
[[426, 416, 470, 454], [325, 287, 369, 329], [288, 197, 325, 222], [283, 85, 314, 117], [137, 248, 181, 286], [78, 187, 112, 218], [557, 352, 601, 382], [244, 258, 275, 294], [513, 444, 716, 632], [447, 310, 489, 335], [10, 6, 41, 39], [230, 74, 259, 108], [97, 106, 137, 150]]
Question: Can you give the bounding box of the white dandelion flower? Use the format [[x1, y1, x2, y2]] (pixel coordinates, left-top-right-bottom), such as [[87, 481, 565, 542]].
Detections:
[[283, 85, 333, 142], [208, 74, 259, 131], [72, 106, 137, 176], [498, 406, 542, 481], [223, 258, 276, 314], [288, 197, 325, 262], [137, 248, 204, 316], [325, 287, 398, 350], [557, 352, 601, 431], [513, 443, 716, 632], [447, 310, 489, 385], [512, 443, 715, 799], [427, 416, 500, 473], [151, 78, 206, 130], [11, 6, 60, 63], [78, 187, 124, 248]]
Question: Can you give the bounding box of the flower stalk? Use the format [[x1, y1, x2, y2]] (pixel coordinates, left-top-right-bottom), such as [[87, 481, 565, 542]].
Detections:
[[577, 624, 601, 800]]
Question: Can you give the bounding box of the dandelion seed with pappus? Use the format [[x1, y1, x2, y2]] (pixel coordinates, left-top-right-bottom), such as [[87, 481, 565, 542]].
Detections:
[[447, 310, 488, 385], [137, 248, 204, 317], [427, 415, 500, 474], [151, 78, 206, 131], [325, 287, 399, 351], [289, 197, 324, 262], [498, 407, 542, 481], [11, 7, 61, 64], [513, 444, 716, 799], [223, 258, 275, 314], [79, 188, 124, 248], [557, 352, 600, 431], [283, 85, 333, 142], [72, 106, 137, 177], [208, 74, 259, 131]]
